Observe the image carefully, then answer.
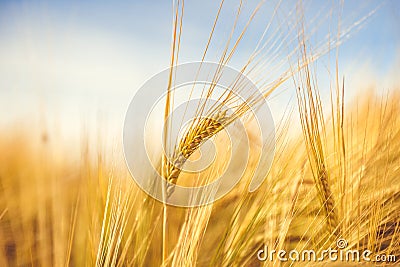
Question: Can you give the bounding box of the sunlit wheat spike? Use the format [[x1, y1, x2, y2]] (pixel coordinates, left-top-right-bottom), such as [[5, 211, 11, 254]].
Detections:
[[296, 50, 341, 237], [165, 110, 228, 197], [318, 167, 340, 236]]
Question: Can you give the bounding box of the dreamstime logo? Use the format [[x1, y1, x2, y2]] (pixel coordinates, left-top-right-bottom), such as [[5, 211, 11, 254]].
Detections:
[[123, 62, 275, 207], [257, 239, 397, 263]]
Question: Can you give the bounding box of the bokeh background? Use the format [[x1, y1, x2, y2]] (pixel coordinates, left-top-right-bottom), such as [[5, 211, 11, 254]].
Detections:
[[0, 0, 399, 144]]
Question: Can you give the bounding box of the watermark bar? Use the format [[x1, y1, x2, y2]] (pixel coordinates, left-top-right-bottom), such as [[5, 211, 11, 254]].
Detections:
[[257, 239, 397, 263]]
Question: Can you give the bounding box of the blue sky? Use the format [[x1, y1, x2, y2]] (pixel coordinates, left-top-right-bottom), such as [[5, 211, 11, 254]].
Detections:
[[0, 0, 399, 140]]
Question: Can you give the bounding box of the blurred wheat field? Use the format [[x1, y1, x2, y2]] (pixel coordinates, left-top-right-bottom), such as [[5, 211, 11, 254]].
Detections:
[[1, 0, 400, 266], [0, 89, 399, 266]]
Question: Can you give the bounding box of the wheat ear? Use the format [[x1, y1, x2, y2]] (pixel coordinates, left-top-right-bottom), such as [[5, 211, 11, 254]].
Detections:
[[165, 110, 228, 197]]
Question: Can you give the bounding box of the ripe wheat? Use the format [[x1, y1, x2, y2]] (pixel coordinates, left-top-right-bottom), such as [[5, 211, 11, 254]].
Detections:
[[165, 110, 228, 196]]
